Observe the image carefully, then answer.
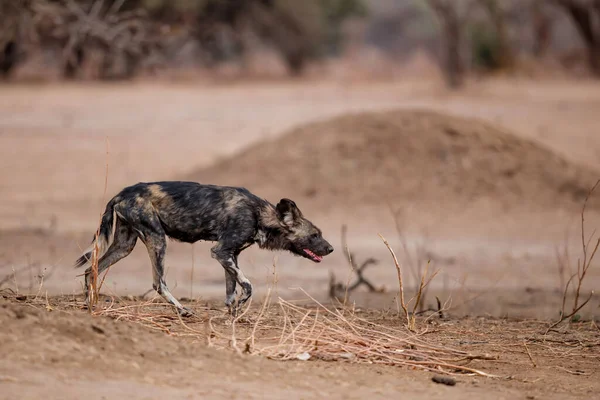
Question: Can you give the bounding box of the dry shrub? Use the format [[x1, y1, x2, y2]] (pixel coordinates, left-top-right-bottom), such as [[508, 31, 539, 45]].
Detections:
[[83, 137, 111, 312], [243, 292, 496, 376], [547, 179, 600, 333], [378, 233, 441, 332], [328, 224, 383, 304]]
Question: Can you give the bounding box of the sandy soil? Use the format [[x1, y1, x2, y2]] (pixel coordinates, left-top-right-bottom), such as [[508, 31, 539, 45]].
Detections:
[[1, 76, 600, 398], [1, 295, 599, 400]]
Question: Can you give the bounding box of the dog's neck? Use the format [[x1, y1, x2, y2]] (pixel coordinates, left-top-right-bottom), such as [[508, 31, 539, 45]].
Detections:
[[254, 225, 289, 251], [255, 204, 290, 251]]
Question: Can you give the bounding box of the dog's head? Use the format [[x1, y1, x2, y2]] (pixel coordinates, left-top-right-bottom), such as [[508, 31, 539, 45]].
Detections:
[[275, 198, 334, 263]]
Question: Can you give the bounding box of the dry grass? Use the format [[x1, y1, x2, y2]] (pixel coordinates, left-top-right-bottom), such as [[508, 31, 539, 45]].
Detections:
[[84, 137, 111, 312], [547, 179, 600, 333], [61, 236, 499, 378], [83, 289, 498, 377], [378, 233, 441, 332], [3, 280, 599, 386]]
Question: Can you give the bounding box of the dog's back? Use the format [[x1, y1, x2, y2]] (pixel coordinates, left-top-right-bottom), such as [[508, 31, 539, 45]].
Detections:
[[114, 181, 269, 243]]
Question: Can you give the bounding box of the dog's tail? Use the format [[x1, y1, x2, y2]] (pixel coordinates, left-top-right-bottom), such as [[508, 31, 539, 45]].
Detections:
[[74, 197, 118, 269]]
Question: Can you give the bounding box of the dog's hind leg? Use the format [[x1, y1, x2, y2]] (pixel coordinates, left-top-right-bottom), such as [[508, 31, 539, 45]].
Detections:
[[211, 244, 252, 314], [84, 219, 137, 305], [137, 222, 193, 317]]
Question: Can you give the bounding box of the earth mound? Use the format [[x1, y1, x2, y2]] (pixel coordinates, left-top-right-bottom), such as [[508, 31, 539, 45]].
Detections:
[[187, 110, 599, 211]]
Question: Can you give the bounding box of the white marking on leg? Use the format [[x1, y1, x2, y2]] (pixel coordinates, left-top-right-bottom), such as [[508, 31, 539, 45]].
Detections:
[[226, 258, 250, 286], [225, 257, 252, 306], [158, 281, 185, 310]]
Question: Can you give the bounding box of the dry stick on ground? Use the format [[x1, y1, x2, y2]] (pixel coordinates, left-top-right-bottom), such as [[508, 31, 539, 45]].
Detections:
[[388, 206, 436, 313], [415, 296, 447, 319], [554, 227, 574, 294], [34, 262, 59, 300], [546, 179, 600, 334], [329, 225, 381, 303], [379, 233, 440, 332], [379, 233, 410, 326], [0, 262, 56, 291], [523, 340, 537, 368], [87, 137, 110, 312]]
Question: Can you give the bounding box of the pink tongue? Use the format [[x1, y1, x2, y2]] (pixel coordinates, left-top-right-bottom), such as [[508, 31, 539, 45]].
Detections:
[[304, 249, 322, 261]]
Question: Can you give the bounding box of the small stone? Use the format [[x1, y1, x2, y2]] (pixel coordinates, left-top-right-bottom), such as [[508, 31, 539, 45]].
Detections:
[[432, 375, 456, 386]]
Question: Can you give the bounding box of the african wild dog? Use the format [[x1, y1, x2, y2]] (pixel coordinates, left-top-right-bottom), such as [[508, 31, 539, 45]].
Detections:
[[74, 181, 334, 316]]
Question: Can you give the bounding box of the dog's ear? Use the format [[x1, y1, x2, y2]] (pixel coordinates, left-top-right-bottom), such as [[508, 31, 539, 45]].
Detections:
[[276, 198, 303, 227]]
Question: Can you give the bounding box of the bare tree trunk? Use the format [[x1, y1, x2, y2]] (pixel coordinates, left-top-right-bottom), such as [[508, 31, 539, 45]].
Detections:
[[480, 0, 514, 69], [556, 0, 600, 77], [63, 45, 85, 79], [532, 0, 553, 57], [0, 41, 18, 78], [426, 0, 467, 88], [445, 13, 464, 87]]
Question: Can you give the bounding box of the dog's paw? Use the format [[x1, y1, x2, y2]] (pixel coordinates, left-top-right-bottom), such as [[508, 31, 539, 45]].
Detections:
[[228, 304, 238, 318], [238, 282, 253, 305], [177, 306, 195, 318], [226, 299, 238, 313]]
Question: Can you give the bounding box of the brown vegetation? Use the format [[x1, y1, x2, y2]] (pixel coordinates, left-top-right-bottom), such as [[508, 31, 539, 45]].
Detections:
[[2, 0, 600, 83]]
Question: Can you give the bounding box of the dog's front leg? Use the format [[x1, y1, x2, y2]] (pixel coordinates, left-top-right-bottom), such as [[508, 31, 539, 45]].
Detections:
[[211, 245, 253, 314], [224, 269, 238, 313]]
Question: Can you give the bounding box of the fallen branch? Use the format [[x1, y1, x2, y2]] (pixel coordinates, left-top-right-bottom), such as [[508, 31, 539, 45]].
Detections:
[[328, 225, 382, 302]]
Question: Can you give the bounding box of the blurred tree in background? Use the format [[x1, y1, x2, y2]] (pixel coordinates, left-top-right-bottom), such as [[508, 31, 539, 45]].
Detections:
[[1, 0, 599, 83], [554, 0, 600, 77], [424, 0, 471, 88], [0, 0, 368, 79]]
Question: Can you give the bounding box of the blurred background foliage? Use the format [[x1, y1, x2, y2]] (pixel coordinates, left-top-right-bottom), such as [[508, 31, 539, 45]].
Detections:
[[1, 0, 599, 86]]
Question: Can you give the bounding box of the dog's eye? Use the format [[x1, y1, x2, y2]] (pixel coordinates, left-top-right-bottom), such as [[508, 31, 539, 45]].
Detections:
[[311, 233, 319, 239]]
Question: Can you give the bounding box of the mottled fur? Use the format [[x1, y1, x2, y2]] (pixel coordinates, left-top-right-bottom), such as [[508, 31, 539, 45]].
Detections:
[[74, 181, 333, 316]]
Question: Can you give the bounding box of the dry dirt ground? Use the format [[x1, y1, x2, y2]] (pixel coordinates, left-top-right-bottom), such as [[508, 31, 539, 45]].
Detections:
[[1, 293, 599, 400], [1, 77, 600, 398]]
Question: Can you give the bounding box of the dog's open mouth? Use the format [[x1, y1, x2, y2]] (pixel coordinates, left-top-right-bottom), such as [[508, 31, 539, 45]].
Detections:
[[303, 249, 323, 263]]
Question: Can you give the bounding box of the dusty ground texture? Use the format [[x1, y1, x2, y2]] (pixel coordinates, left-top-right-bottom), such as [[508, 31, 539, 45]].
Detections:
[[1, 293, 599, 400], [1, 77, 600, 398]]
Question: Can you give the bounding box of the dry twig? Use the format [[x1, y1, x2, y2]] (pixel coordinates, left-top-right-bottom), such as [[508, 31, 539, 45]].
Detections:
[[546, 179, 600, 333], [523, 340, 537, 368], [379, 233, 440, 331], [86, 137, 110, 312], [329, 225, 382, 302]]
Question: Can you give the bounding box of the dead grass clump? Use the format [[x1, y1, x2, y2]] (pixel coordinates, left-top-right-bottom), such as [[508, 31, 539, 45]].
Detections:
[[242, 292, 496, 377], [547, 179, 600, 333], [183, 290, 497, 377], [379, 233, 441, 332], [83, 138, 111, 312]]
